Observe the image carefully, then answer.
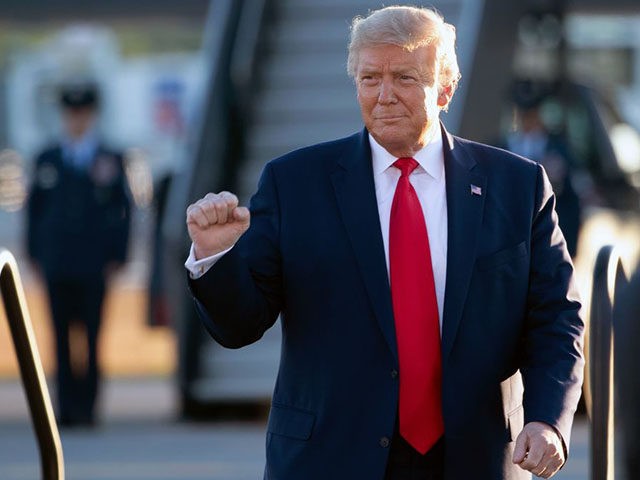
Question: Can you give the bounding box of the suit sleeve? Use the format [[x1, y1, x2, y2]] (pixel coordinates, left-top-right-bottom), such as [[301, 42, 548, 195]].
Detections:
[[521, 164, 585, 451], [188, 162, 283, 349]]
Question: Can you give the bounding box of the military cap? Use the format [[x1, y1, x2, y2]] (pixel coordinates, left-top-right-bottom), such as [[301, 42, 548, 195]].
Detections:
[[59, 83, 100, 109], [510, 79, 548, 111]]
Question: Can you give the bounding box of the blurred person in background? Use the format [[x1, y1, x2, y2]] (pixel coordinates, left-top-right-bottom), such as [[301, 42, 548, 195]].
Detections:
[[26, 82, 131, 427], [501, 80, 582, 257]]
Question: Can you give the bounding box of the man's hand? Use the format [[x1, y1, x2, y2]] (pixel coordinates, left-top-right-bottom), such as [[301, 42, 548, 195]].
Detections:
[[513, 421, 565, 478], [186, 191, 250, 259]]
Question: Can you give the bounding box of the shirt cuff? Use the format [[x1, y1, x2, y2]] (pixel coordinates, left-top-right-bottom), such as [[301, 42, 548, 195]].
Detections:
[[184, 243, 233, 279]]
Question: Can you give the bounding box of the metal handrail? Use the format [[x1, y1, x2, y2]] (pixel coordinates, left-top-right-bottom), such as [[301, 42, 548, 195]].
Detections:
[[0, 249, 64, 480], [230, 0, 272, 113], [589, 245, 626, 480]]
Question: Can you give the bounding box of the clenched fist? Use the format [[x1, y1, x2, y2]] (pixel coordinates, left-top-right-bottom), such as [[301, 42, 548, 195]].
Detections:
[[513, 422, 565, 478], [186, 191, 250, 259]]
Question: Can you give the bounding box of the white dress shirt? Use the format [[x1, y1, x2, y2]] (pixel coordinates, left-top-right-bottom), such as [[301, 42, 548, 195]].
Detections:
[[185, 133, 449, 326], [369, 134, 448, 328], [184, 243, 230, 279]]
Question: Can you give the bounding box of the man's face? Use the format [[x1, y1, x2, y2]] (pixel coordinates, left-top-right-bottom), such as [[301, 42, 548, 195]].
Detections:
[[63, 107, 96, 139], [356, 43, 448, 157]]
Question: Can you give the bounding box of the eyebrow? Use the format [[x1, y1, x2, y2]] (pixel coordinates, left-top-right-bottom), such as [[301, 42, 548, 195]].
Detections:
[[358, 66, 434, 84], [357, 66, 381, 75]]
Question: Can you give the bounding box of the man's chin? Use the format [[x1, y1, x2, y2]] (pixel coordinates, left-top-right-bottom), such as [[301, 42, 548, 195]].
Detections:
[[372, 134, 416, 156], [371, 126, 406, 141]]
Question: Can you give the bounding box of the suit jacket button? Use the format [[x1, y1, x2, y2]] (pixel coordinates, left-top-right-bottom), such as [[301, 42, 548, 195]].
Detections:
[[380, 437, 390, 448], [390, 369, 398, 379]]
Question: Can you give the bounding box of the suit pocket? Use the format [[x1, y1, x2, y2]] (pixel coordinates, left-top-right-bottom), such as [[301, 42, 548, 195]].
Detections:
[[507, 405, 524, 442], [500, 372, 525, 441], [476, 241, 527, 271], [267, 403, 315, 440]]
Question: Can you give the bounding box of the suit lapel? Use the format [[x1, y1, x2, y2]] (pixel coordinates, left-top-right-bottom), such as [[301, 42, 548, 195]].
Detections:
[[441, 128, 486, 361], [331, 129, 398, 360]]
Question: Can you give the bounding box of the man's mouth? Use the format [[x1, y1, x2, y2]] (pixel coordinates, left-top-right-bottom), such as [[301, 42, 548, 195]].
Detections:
[[375, 115, 404, 121]]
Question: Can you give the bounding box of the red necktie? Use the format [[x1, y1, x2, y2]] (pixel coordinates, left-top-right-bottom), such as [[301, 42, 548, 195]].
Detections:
[[389, 157, 444, 454]]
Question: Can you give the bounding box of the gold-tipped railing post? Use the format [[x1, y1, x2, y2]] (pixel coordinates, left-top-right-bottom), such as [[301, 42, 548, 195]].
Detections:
[[0, 248, 64, 480], [589, 245, 627, 480]]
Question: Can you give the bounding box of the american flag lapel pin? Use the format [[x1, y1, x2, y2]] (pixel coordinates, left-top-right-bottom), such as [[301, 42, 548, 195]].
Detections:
[[470, 184, 482, 196]]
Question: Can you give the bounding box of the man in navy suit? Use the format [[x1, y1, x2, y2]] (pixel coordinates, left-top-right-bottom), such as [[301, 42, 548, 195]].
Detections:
[[185, 6, 584, 479], [27, 83, 131, 426]]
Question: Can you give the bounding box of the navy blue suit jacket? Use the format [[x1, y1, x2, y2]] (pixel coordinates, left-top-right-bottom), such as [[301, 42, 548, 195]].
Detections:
[[190, 127, 584, 480]]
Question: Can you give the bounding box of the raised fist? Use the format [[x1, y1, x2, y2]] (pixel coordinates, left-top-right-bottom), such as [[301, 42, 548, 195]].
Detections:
[[186, 191, 250, 259]]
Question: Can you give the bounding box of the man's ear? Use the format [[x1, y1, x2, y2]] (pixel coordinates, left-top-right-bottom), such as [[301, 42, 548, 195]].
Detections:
[[437, 84, 454, 109]]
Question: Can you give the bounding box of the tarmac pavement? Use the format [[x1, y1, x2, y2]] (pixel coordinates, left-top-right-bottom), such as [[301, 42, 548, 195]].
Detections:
[[0, 376, 266, 480]]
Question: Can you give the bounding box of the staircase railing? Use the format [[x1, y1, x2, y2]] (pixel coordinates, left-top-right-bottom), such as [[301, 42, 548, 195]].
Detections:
[[0, 248, 64, 480], [589, 245, 627, 480]]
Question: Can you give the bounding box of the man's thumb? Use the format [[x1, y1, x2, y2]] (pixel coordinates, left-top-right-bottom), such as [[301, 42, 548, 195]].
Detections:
[[233, 206, 250, 224], [512, 432, 528, 464]]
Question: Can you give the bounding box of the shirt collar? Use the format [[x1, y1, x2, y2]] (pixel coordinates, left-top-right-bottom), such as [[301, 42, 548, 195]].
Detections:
[[369, 130, 444, 180], [62, 130, 98, 155]]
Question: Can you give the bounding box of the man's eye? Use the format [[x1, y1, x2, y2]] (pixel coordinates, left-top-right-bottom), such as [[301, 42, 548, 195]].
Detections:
[[400, 75, 416, 82], [360, 76, 377, 85]]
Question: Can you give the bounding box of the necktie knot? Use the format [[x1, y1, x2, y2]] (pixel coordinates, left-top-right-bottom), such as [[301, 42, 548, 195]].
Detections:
[[394, 157, 419, 177]]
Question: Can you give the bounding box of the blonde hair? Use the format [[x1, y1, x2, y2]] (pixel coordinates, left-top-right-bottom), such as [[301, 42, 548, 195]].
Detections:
[[347, 5, 461, 96]]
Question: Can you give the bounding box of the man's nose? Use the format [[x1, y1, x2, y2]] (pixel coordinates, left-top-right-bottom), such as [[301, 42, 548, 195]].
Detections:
[[377, 79, 397, 104]]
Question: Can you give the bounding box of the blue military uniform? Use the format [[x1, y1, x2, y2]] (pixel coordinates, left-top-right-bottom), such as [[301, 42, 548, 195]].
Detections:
[[501, 79, 583, 257], [27, 132, 131, 425]]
